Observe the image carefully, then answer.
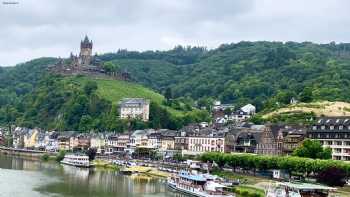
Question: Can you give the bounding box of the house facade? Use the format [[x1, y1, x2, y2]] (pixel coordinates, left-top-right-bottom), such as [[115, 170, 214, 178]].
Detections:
[[0, 131, 4, 145], [58, 135, 71, 151], [186, 134, 225, 155], [90, 134, 106, 154], [119, 98, 150, 121], [307, 117, 350, 161], [256, 126, 283, 155]]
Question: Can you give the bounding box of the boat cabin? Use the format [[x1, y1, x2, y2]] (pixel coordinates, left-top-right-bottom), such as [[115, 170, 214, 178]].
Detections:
[[267, 182, 337, 197]]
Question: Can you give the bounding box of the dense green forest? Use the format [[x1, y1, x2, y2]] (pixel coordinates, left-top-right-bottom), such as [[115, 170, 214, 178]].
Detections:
[[0, 58, 209, 131], [100, 42, 350, 111], [2, 41, 350, 131]]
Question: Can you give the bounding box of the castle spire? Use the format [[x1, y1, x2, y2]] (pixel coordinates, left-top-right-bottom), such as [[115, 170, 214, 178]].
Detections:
[[83, 35, 90, 43]]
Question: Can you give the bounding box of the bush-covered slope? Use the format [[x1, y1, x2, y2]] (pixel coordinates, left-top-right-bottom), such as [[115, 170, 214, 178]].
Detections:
[[0, 58, 209, 131], [100, 41, 350, 111]]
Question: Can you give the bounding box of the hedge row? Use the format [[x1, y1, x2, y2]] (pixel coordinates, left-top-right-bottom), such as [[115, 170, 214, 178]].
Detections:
[[199, 152, 350, 176]]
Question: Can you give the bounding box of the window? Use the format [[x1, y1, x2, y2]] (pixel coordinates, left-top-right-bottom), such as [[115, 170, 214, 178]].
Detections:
[[336, 141, 342, 145], [339, 125, 343, 130], [330, 126, 334, 130], [321, 126, 325, 130], [313, 126, 317, 130]]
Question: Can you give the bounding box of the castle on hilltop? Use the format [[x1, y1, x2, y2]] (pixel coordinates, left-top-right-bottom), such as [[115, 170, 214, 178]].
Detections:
[[49, 36, 130, 80]]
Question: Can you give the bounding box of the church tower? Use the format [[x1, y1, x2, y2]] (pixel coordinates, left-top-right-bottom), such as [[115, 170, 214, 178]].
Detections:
[[79, 35, 93, 65]]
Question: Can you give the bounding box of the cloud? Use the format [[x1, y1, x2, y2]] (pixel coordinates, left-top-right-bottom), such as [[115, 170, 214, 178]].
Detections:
[[0, 0, 349, 66]]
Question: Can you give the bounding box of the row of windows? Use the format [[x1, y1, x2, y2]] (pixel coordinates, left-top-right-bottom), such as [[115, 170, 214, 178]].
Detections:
[[121, 108, 143, 112], [320, 140, 350, 146], [333, 156, 350, 161], [313, 125, 350, 130], [189, 138, 223, 145], [190, 146, 223, 152], [308, 133, 350, 139]]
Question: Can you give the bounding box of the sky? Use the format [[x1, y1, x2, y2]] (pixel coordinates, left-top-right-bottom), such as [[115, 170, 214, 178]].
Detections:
[[0, 0, 350, 66]]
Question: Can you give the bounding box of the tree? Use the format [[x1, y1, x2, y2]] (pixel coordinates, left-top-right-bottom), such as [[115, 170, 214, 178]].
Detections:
[[78, 115, 93, 132], [164, 87, 173, 101], [299, 87, 313, 102], [317, 167, 347, 186], [85, 148, 97, 161], [103, 62, 119, 73], [292, 139, 332, 159], [56, 150, 66, 162], [84, 81, 98, 95]]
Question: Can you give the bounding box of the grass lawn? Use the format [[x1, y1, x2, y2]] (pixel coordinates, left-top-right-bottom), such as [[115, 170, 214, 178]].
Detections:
[[70, 76, 186, 116], [235, 185, 265, 197], [335, 186, 350, 197], [73, 76, 164, 104], [212, 170, 272, 185]]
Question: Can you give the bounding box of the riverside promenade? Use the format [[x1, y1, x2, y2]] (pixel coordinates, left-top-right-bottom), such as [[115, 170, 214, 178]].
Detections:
[[0, 146, 56, 157]]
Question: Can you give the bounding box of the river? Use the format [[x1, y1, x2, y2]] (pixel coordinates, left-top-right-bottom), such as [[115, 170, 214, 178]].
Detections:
[[0, 154, 186, 197]]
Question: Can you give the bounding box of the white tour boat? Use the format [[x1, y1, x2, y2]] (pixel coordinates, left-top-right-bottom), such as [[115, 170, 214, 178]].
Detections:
[[266, 182, 337, 197], [167, 171, 234, 197], [60, 153, 92, 168]]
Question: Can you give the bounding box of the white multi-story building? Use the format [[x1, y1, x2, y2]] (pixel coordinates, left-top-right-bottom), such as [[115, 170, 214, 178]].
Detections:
[[119, 98, 150, 121], [308, 117, 350, 161], [185, 133, 225, 155], [90, 134, 106, 154]]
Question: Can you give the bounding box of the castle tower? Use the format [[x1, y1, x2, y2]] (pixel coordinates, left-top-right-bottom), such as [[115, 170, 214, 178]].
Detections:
[[79, 35, 93, 65]]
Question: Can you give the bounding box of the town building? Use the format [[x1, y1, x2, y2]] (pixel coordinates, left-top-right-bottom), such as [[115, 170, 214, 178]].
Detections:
[[90, 134, 106, 154], [282, 132, 305, 154], [212, 100, 234, 120], [147, 132, 162, 149], [230, 109, 252, 122], [256, 126, 284, 155], [307, 117, 350, 161], [255, 124, 306, 155], [45, 132, 59, 152], [57, 132, 74, 151], [174, 124, 199, 151], [185, 128, 226, 155], [119, 98, 150, 121], [241, 104, 256, 115], [160, 135, 175, 151], [0, 130, 4, 145], [106, 134, 130, 154], [23, 129, 39, 149], [229, 104, 256, 123]]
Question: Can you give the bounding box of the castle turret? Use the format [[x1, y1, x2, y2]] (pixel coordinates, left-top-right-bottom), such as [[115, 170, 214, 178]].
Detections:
[[79, 35, 93, 65]]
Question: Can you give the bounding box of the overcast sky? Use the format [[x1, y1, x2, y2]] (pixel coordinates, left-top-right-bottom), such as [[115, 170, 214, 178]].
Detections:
[[0, 0, 350, 66]]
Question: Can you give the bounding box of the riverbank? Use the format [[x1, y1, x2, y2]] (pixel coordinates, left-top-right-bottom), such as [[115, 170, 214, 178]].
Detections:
[[0, 146, 55, 158], [92, 159, 120, 170], [121, 166, 170, 178]]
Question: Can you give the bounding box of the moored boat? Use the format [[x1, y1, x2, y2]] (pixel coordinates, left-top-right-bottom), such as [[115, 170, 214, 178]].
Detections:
[[60, 153, 92, 168], [167, 171, 234, 197], [266, 182, 337, 197]]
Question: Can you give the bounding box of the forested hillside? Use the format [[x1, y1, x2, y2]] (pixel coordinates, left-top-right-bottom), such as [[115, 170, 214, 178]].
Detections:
[[2, 41, 350, 131], [0, 58, 209, 131], [100, 42, 350, 111]]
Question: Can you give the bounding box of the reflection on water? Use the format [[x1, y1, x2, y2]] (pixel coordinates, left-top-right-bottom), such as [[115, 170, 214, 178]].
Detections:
[[0, 154, 186, 197]]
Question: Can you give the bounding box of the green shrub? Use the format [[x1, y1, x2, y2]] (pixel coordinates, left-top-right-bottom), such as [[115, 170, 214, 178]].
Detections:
[[249, 193, 262, 197], [41, 153, 49, 161], [199, 152, 350, 180], [55, 150, 66, 162], [241, 190, 249, 196]]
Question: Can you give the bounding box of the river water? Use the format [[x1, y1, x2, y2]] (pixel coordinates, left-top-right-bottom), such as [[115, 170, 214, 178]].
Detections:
[[0, 154, 186, 197]]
